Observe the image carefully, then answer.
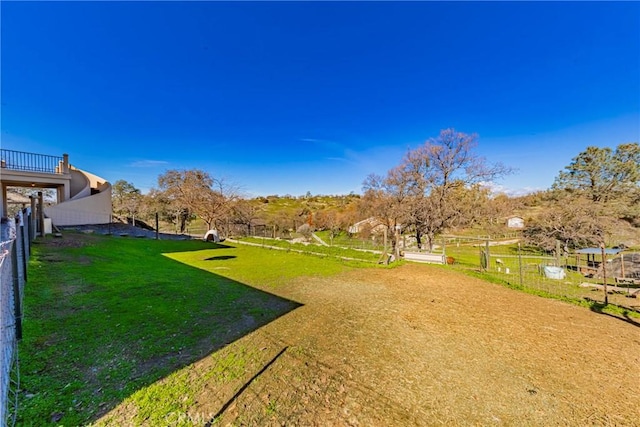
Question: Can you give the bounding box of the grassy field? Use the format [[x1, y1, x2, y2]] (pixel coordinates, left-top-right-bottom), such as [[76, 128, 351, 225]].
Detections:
[[296, 232, 640, 313], [314, 230, 386, 251], [233, 236, 384, 263], [16, 231, 639, 425], [17, 233, 367, 425]]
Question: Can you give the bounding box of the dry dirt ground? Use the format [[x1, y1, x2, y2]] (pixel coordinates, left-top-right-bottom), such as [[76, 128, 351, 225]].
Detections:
[[100, 264, 640, 426]]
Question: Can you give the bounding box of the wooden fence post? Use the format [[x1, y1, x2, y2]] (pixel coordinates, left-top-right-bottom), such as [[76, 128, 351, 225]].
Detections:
[[38, 191, 44, 237], [518, 242, 523, 287], [600, 243, 608, 305], [485, 239, 491, 271], [29, 196, 36, 241]]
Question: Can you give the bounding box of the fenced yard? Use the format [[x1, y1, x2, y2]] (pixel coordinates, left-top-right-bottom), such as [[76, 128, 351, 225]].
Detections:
[[441, 235, 640, 312], [231, 236, 383, 264], [14, 231, 640, 425], [272, 231, 640, 313]]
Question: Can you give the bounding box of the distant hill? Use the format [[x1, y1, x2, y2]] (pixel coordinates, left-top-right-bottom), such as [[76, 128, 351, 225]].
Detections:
[[244, 194, 362, 232]]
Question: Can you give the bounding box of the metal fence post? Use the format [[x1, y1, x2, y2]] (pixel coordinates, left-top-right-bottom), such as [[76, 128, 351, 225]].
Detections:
[[10, 240, 22, 341], [18, 223, 26, 284]]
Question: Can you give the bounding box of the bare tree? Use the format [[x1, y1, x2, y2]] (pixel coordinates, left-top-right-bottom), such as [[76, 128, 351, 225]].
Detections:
[[414, 129, 512, 249], [231, 198, 262, 236], [523, 198, 612, 251], [142, 188, 189, 233], [314, 209, 348, 245], [156, 169, 238, 235], [195, 179, 239, 234], [361, 170, 411, 253], [484, 193, 519, 225], [368, 129, 512, 251]]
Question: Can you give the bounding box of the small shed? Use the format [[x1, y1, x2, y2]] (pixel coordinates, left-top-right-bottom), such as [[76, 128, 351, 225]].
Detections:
[[574, 247, 623, 277], [506, 216, 524, 229]]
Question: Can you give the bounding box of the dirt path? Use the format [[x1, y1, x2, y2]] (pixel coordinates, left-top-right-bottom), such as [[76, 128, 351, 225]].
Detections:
[[101, 264, 640, 426]]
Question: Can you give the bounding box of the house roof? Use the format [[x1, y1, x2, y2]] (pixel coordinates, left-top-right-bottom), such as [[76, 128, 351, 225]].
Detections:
[[351, 217, 378, 227]]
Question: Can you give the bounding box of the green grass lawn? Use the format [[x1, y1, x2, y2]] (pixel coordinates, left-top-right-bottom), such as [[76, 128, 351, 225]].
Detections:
[[233, 236, 384, 263], [314, 230, 386, 252], [18, 233, 366, 425], [17, 232, 637, 425]]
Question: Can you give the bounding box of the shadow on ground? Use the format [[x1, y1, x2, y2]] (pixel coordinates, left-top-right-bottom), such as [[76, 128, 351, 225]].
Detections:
[[586, 298, 640, 328], [18, 234, 302, 425], [205, 255, 237, 261]]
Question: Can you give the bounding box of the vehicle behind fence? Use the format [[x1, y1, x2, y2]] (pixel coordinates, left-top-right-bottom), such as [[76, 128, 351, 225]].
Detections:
[[1, 209, 32, 427]]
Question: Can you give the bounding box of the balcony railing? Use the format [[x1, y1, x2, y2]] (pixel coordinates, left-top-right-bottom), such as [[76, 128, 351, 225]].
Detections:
[[0, 149, 67, 175]]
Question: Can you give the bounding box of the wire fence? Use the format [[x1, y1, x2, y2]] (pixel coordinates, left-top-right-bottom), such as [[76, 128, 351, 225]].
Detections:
[[237, 229, 640, 312], [0, 209, 32, 427], [441, 235, 640, 312], [277, 231, 639, 312], [247, 229, 387, 252]]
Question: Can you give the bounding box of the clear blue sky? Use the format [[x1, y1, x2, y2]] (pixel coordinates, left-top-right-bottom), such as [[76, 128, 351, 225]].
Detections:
[[2, 1, 638, 197]]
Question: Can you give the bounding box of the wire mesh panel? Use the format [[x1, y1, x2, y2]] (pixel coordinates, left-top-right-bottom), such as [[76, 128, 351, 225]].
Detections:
[[0, 212, 31, 427], [0, 221, 17, 425], [442, 235, 640, 312]]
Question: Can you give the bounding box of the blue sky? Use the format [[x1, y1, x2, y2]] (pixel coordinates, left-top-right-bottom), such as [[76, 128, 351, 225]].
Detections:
[[2, 1, 638, 197]]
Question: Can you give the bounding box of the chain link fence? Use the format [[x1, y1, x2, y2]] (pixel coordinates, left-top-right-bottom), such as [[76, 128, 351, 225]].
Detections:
[[1, 209, 32, 427]]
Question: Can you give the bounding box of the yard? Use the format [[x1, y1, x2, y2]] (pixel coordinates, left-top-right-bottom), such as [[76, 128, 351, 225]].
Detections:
[[17, 232, 640, 426]]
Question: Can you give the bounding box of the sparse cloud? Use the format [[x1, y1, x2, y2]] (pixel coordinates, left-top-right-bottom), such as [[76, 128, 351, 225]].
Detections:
[[481, 181, 544, 197], [129, 160, 169, 168], [503, 187, 545, 197]]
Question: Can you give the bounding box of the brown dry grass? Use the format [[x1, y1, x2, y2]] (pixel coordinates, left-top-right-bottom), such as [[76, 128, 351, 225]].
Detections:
[[99, 264, 640, 426]]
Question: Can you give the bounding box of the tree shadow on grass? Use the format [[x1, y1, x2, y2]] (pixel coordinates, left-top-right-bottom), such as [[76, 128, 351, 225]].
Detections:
[[204, 255, 237, 261], [18, 237, 302, 425], [585, 298, 640, 328]]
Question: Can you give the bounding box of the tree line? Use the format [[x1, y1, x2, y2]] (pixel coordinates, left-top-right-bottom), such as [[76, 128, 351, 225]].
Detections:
[[112, 129, 639, 251]]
